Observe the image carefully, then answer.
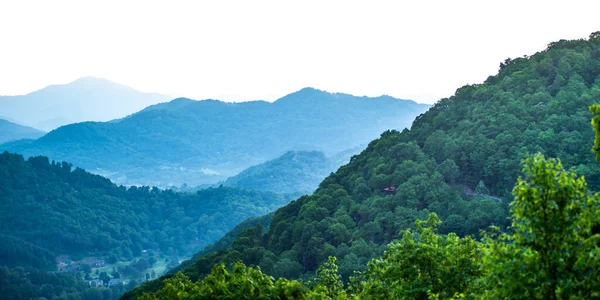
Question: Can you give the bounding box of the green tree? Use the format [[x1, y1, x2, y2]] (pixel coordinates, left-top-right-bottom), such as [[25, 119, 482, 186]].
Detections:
[[590, 104, 600, 161], [474, 180, 489, 195], [479, 154, 600, 299], [350, 213, 481, 299], [310, 256, 346, 299]]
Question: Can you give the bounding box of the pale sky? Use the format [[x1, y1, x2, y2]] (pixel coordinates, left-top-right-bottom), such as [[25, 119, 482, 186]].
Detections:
[[0, 0, 599, 104]]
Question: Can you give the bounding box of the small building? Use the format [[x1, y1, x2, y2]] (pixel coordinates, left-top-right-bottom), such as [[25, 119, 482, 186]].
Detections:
[[89, 279, 104, 287], [108, 279, 125, 286], [383, 185, 396, 193], [88, 259, 105, 267]]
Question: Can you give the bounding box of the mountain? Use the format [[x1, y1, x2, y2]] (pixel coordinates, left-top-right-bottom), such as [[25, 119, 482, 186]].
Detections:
[[0, 152, 294, 261], [0, 119, 45, 144], [1, 89, 429, 187], [0, 151, 299, 299], [223, 150, 346, 195], [0, 77, 171, 131], [126, 33, 600, 298]]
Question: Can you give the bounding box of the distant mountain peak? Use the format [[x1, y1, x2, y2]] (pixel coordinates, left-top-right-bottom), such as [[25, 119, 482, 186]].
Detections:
[[71, 76, 106, 83], [35, 76, 124, 92], [0, 77, 172, 131], [275, 87, 330, 103]]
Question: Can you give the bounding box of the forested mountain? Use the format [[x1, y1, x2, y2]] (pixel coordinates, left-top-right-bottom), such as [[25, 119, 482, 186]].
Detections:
[[0, 152, 294, 263], [127, 32, 600, 298], [1, 89, 429, 187], [0, 119, 45, 144], [0, 77, 171, 131], [224, 151, 343, 194], [0, 151, 301, 299]]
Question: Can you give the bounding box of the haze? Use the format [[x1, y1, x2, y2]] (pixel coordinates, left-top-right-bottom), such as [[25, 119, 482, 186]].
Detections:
[[1, 0, 599, 104]]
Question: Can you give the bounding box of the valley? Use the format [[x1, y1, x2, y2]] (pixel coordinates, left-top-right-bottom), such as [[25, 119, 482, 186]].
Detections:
[[1, 5, 599, 298]]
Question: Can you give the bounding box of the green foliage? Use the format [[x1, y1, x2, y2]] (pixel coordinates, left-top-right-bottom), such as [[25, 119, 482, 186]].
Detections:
[[0, 152, 290, 264], [474, 180, 489, 195], [131, 32, 600, 298], [479, 154, 600, 299], [0, 234, 56, 270], [0, 152, 295, 299], [139, 262, 337, 300], [310, 257, 346, 298], [0, 265, 128, 300], [590, 104, 600, 161], [134, 153, 600, 300], [350, 213, 481, 299]]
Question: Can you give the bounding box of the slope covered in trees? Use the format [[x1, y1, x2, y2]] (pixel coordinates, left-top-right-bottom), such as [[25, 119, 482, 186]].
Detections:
[[1, 89, 429, 187], [127, 32, 600, 298], [224, 151, 340, 194], [135, 154, 600, 299], [0, 151, 293, 268], [0, 119, 45, 144]]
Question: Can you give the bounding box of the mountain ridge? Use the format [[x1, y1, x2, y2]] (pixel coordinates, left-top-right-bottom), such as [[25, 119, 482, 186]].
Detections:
[[0, 119, 45, 144], [0, 77, 172, 131], [2, 89, 430, 187], [124, 31, 600, 299]]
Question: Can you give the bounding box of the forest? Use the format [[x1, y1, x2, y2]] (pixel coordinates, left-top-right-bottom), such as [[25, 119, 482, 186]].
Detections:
[[136, 153, 600, 299], [126, 32, 600, 299], [0, 151, 301, 299], [0, 152, 296, 264]]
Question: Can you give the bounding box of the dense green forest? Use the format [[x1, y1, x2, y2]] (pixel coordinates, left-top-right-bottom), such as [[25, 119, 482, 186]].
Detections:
[[1, 90, 429, 187], [0, 118, 45, 144], [127, 32, 600, 298], [133, 153, 600, 299], [0, 265, 135, 300], [0, 151, 303, 299], [0, 151, 293, 265]]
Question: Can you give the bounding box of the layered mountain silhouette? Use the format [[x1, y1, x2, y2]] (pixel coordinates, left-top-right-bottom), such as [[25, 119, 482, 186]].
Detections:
[[1, 88, 429, 186], [0, 77, 171, 131], [0, 119, 45, 144]]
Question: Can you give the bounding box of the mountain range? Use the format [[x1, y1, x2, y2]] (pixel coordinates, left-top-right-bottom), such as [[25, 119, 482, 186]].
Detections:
[[126, 32, 600, 298], [0, 77, 171, 131], [1, 89, 429, 187], [0, 119, 45, 144]]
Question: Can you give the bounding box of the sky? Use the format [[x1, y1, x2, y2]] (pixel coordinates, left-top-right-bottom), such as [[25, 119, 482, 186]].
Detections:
[[0, 0, 599, 104]]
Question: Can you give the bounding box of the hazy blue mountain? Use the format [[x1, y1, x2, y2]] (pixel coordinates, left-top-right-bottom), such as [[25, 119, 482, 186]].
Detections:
[[223, 147, 366, 195], [2, 88, 429, 186], [223, 151, 333, 194], [0, 119, 45, 144], [0, 77, 171, 131], [0, 151, 294, 298]]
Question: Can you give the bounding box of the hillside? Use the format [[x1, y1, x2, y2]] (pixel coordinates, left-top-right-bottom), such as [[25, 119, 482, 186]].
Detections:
[[1, 89, 429, 187], [0, 77, 171, 131], [126, 33, 600, 298], [224, 151, 339, 194], [0, 152, 296, 270], [0, 119, 45, 144]]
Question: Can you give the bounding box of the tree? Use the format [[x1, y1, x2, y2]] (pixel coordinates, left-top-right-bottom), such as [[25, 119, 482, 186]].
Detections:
[[474, 180, 489, 195], [590, 104, 600, 161], [310, 256, 346, 299], [479, 154, 600, 299], [350, 213, 481, 299]]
